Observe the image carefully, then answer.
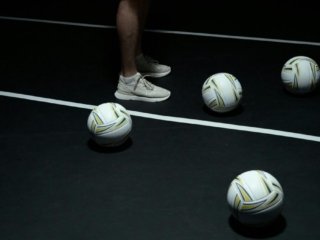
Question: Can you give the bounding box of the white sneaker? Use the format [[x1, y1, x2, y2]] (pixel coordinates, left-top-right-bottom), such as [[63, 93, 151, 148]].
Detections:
[[114, 73, 171, 102], [136, 54, 171, 78]]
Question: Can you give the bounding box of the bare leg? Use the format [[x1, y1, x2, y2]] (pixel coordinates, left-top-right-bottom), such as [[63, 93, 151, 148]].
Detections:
[[116, 0, 141, 77], [136, 0, 150, 56], [114, 0, 171, 102]]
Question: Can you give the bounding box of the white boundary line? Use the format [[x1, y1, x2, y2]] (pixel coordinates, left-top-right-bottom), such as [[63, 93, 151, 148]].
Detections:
[[1, 91, 320, 143], [1, 16, 320, 47], [0, 16, 116, 29]]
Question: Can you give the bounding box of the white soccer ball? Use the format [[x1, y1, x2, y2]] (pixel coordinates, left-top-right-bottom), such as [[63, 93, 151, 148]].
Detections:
[[202, 72, 242, 113], [227, 170, 284, 226], [87, 102, 132, 147], [281, 56, 320, 94]]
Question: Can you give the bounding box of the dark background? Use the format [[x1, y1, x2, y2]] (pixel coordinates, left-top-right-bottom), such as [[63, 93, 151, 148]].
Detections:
[[1, 1, 320, 239], [0, 0, 319, 41]]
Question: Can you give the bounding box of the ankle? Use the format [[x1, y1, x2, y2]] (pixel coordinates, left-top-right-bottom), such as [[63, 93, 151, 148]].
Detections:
[[120, 72, 141, 84], [136, 53, 144, 61]]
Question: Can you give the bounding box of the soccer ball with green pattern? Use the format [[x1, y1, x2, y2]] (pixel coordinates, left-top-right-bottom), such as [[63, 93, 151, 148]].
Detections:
[[227, 170, 284, 226], [202, 72, 242, 113], [281, 56, 320, 94], [87, 103, 132, 147]]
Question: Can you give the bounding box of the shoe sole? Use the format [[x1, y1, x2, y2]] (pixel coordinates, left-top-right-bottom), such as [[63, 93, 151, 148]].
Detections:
[[140, 69, 171, 78], [114, 91, 170, 102]]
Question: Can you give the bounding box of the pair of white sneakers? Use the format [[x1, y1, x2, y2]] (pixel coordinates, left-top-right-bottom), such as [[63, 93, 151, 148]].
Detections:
[[114, 54, 171, 102]]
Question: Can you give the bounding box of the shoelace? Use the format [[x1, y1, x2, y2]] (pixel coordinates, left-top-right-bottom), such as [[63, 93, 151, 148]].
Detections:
[[134, 76, 154, 91]]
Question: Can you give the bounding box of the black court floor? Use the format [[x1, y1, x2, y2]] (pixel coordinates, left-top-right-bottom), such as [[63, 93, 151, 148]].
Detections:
[[1, 19, 320, 240]]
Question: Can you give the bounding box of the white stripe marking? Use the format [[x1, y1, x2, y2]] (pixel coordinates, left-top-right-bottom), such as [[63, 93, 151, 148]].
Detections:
[[1, 91, 320, 143], [1, 16, 320, 47], [0, 16, 116, 29], [145, 29, 320, 47]]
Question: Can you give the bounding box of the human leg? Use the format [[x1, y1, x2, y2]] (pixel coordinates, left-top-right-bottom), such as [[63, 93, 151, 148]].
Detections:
[[134, 0, 172, 78], [115, 0, 170, 102], [116, 0, 140, 77]]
